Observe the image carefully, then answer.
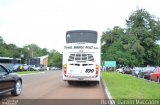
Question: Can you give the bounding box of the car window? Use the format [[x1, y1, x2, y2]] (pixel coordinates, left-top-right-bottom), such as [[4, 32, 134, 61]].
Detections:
[[154, 68, 159, 72], [143, 67, 155, 71], [0, 66, 8, 76], [157, 68, 160, 72]]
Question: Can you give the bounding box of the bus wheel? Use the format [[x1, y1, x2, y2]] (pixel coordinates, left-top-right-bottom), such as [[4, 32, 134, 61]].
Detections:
[[96, 81, 99, 85], [68, 81, 74, 85], [90, 81, 99, 86]]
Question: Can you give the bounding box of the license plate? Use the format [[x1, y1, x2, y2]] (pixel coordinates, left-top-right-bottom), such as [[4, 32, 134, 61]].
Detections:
[[78, 77, 84, 80]]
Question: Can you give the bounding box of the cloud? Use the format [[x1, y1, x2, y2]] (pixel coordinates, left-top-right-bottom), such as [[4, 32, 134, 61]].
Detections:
[[0, 0, 160, 52]]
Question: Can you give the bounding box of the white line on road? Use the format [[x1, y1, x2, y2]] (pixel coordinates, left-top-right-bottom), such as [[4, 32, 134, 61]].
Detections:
[[101, 78, 115, 105]]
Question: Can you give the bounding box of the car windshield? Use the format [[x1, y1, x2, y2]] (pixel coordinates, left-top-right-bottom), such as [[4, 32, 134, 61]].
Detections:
[[143, 67, 155, 71], [133, 67, 141, 71], [154, 67, 160, 72]]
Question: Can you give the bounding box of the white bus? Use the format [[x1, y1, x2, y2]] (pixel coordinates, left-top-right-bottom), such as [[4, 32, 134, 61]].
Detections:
[[0, 57, 21, 70], [63, 30, 101, 84]]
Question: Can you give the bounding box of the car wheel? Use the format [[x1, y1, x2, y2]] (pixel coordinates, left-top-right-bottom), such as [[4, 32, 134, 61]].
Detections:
[[157, 78, 160, 83], [11, 80, 22, 96], [149, 77, 152, 81]]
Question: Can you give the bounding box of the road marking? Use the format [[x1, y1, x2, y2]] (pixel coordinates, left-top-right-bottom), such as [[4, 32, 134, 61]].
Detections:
[[101, 77, 115, 105]]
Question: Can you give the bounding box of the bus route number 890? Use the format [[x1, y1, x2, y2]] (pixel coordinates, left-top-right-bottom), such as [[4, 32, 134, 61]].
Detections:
[[85, 69, 94, 73]]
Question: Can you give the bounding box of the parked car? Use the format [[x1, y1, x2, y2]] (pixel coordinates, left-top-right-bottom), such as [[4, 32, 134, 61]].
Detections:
[[122, 67, 133, 74], [12, 64, 20, 72], [31, 66, 41, 71], [116, 67, 124, 73], [138, 67, 155, 79], [0, 64, 22, 96], [143, 67, 156, 80], [132, 67, 142, 77], [150, 67, 160, 83], [23, 64, 29, 71], [12, 64, 24, 72], [50, 67, 59, 70]]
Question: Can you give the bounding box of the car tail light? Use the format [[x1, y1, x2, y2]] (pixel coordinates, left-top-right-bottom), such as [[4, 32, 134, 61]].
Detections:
[[96, 64, 99, 76], [63, 64, 67, 75]]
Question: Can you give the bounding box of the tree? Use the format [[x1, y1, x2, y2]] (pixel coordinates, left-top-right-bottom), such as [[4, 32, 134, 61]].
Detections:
[[48, 51, 62, 68], [101, 8, 160, 66], [126, 8, 160, 66]]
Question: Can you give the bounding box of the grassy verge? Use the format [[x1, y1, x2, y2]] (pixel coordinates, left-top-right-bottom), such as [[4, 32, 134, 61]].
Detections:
[[102, 72, 160, 99], [16, 71, 40, 75]]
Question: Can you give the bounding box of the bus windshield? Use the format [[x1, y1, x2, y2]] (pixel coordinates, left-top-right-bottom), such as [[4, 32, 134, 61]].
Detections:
[[66, 31, 97, 43]]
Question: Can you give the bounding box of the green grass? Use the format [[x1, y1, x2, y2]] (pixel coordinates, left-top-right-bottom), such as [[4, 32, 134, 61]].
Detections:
[[102, 72, 160, 99], [16, 71, 40, 75]]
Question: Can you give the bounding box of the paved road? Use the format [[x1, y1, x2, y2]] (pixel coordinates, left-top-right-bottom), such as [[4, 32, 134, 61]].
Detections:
[[0, 71, 107, 105]]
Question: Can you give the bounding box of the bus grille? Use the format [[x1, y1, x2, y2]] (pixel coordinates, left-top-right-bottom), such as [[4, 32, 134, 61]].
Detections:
[[68, 53, 94, 62]]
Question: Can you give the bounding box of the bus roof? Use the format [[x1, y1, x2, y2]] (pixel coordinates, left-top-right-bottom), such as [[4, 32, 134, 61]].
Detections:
[[66, 30, 97, 34], [0, 57, 21, 60]]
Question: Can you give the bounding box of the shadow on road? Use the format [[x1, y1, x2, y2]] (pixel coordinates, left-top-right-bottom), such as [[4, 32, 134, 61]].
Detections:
[[67, 81, 99, 88], [0, 94, 13, 100]]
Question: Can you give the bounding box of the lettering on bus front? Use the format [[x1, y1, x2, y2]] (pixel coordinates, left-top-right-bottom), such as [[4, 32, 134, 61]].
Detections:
[[64, 46, 98, 49], [74, 46, 84, 49], [85, 46, 93, 49], [64, 46, 72, 49]]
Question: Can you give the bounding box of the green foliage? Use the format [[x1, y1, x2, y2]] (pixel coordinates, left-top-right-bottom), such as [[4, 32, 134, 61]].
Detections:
[[102, 8, 160, 66], [0, 39, 20, 57], [48, 51, 62, 68], [0, 38, 62, 67]]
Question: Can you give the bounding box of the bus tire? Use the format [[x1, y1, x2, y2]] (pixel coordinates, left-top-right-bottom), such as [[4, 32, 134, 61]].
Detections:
[[90, 81, 99, 86], [96, 81, 100, 85], [68, 81, 74, 85]]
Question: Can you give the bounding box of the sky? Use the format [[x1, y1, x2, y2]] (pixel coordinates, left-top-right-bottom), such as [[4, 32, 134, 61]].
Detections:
[[0, 0, 160, 52]]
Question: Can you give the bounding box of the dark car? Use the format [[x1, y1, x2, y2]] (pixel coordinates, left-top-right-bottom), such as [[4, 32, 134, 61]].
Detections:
[[12, 64, 24, 72], [122, 67, 133, 74], [23, 64, 29, 71], [12, 64, 21, 72], [138, 67, 155, 79], [132, 67, 142, 77], [0, 64, 22, 96]]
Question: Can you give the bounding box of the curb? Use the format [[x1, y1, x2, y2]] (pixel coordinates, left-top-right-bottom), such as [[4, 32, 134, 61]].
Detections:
[[101, 77, 115, 105], [19, 72, 45, 76]]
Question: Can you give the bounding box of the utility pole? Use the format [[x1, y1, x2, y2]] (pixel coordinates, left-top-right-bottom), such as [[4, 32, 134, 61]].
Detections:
[[20, 49, 24, 64]]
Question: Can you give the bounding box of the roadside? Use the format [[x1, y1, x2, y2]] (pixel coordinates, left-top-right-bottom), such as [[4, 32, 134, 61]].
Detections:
[[15, 71, 45, 76], [102, 72, 160, 99]]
